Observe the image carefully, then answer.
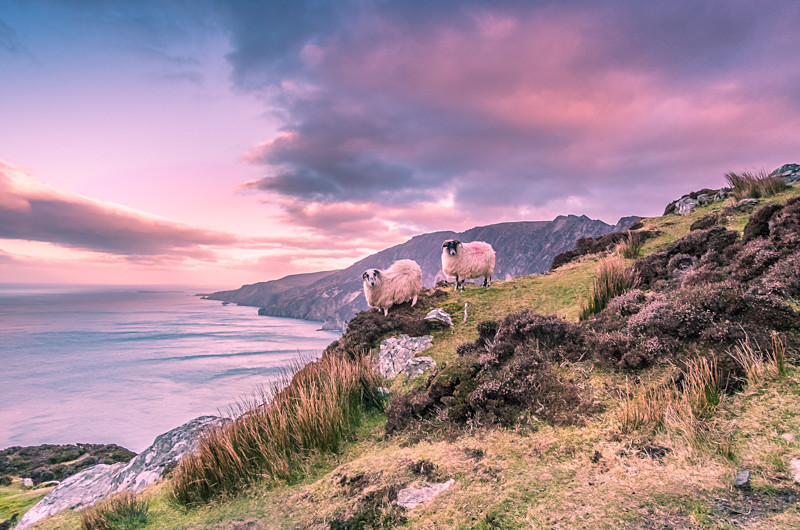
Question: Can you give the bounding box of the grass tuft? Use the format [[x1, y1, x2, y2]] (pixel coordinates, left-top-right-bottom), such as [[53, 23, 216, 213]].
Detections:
[[618, 231, 643, 259], [725, 170, 787, 201], [579, 254, 637, 320], [616, 356, 722, 440], [171, 353, 383, 505], [729, 332, 787, 384], [79, 491, 148, 530]]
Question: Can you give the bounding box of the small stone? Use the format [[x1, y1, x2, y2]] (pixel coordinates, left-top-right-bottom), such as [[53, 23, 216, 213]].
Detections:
[[396, 479, 454, 510], [22, 478, 33, 488], [789, 458, 800, 484], [424, 308, 453, 329], [782, 433, 795, 442], [734, 469, 750, 488]]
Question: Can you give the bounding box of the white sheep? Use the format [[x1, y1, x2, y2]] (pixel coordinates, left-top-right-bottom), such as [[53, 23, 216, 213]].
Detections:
[[441, 239, 496, 291], [362, 259, 422, 316]]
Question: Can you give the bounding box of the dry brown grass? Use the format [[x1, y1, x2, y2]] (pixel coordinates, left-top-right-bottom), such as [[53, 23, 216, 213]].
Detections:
[[725, 170, 787, 201], [616, 356, 722, 445], [171, 353, 383, 505], [729, 332, 788, 385], [79, 491, 148, 530], [579, 254, 637, 320]]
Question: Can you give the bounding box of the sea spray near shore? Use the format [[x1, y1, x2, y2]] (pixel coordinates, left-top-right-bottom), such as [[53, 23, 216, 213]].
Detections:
[[0, 287, 338, 452]]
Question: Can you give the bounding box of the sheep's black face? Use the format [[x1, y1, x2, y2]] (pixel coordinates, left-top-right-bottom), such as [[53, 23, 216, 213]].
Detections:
[[362, 269, 380, 286], [443, 240, 460, 256]]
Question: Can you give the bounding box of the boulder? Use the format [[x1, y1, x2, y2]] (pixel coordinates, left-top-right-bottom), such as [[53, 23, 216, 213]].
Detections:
[[376, 334, 433, 379], [396, 479, 454, 510], [17, 415, 226, 529], [424, 308, 453, 329], [674, 197, 700, 216], [773, 163, 800, 185], [734, 469, 750, 488]]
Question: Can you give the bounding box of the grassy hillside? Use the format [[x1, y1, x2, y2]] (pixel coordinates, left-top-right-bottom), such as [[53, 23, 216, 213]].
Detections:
[[34, 184, 800, 529]]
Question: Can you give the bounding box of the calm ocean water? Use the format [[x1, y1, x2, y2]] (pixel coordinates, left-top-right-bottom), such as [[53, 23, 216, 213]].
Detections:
[[0, 285, 339, 452]]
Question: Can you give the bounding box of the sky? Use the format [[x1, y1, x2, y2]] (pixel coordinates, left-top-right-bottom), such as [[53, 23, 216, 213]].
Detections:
[[1, 0, 799, 288]]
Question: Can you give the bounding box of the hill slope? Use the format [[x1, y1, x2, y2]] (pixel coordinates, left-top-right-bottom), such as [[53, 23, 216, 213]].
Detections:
[[208, 214, 639, 327]]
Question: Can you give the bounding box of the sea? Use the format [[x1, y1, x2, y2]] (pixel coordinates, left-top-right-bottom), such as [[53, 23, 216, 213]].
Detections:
[[0, 285, 340, 452]]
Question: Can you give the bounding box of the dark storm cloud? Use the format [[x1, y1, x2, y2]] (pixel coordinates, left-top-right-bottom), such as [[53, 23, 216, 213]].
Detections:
[[217, 0, 800, 229], [0, 162, 237, 259]]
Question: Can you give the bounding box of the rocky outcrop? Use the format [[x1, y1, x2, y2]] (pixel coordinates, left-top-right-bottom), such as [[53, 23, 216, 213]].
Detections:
[[18, 416, 226, 529], [773, 163, 800, 185], [396, 479, 454, 510], [376, 335, 434, 379], [210, 215, 640, 329], [664, 188, 730, 216]]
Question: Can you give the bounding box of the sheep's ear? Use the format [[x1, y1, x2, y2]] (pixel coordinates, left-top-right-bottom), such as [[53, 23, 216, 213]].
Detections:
[[374, 270, 381, 276], [455, 240, 462, 245], [362, 271, 369, 280], [442, 241, 448, 248]]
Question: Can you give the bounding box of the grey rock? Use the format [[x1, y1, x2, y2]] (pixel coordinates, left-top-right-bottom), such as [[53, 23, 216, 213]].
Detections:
[[790, 458, 800, 483], [696, 194, 709, 205], [18, 415, 226, 529], [773, 163, 800, 185], [424, 308, 453, 329], [402, 356, 436, 378], [397, 479, 454, 510], [674, 197, 700, 216], [22, 478, 33, 487], [734, 469, 750, 488], [376, 334, 433, 379]]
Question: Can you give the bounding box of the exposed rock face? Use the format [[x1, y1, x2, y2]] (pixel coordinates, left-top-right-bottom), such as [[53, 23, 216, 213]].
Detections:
[[773, 163, 800, 185], [674, 197, 700, 215], [376, 334, 434, 379], [402, 357, 437, 378], [209, 215, 640, 329], [396, 479, 454, 510], [424, 308, 453, 329], [18, 416, 226, 529]]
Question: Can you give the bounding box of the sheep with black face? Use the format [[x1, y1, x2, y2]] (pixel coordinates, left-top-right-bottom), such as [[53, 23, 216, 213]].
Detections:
[[442, 239, 496, 291], [362, 259, 422, 316]]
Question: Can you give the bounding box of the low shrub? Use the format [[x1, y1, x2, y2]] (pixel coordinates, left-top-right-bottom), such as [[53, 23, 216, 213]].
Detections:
[[79, 491, 148, 530], [172, 353, 383, 505]]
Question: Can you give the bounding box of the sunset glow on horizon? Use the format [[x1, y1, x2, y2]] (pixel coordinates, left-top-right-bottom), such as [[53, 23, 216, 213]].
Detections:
[[2, 1, 799, 287]]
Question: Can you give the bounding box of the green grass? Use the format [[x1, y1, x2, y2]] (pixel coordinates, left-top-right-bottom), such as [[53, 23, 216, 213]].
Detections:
[[0, 478, 52, 521]]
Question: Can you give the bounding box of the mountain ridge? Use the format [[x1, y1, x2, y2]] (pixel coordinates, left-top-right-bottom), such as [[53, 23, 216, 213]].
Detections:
[[207, 214, 641, 328]]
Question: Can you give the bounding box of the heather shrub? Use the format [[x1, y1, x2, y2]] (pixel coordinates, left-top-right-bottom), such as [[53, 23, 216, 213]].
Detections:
[[743, 202, 783, 242], [732, 238, 781, 281], [666, 226, 739, 257], [467, 354, 600, 427], [386, 311, 600, 435], [494, 311, 585, 361], [667, 253, 696, 280], [758, 254, 800, 298], [551, 230, 657, 269], [690, 212, 722, 231]]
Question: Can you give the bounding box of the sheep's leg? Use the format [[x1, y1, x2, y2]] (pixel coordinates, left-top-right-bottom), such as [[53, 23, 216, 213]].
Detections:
[[459, 279, 465, 291], [411, 294, 418, 307], [454, 275, 459, 291], [383, 307, 389, 316]]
